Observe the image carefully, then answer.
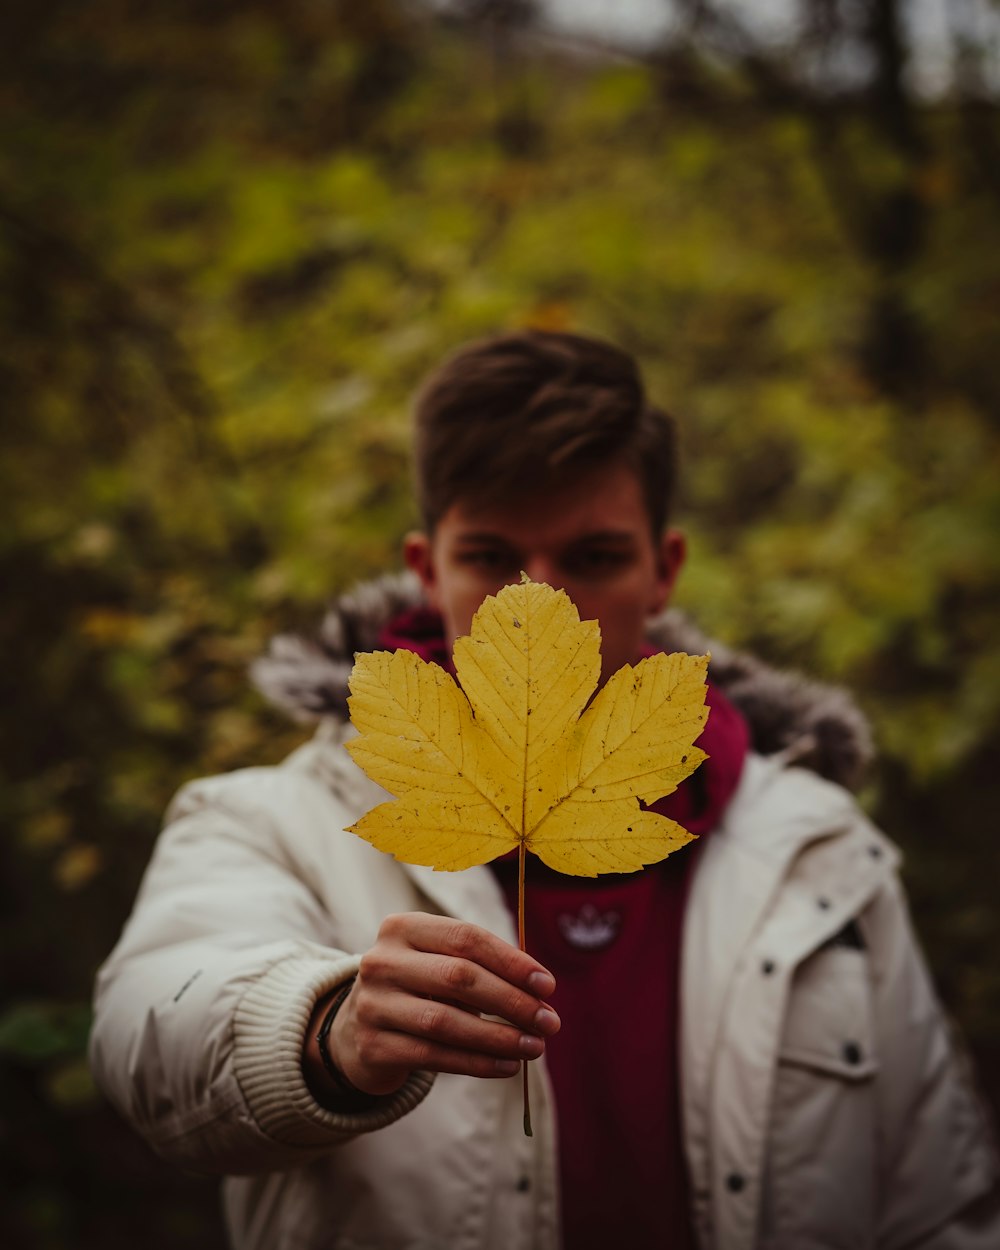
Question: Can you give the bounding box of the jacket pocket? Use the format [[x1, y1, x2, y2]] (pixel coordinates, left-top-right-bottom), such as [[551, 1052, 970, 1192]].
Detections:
[[779, 942, 879, 1080]]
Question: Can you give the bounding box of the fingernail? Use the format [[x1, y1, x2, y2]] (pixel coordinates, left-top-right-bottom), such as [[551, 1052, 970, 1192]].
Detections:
[[496, 1059, 521, 1076], [533, 1007, 560, 1035], [519, 1034, 544, 1058], [527, 970, 555, 996]]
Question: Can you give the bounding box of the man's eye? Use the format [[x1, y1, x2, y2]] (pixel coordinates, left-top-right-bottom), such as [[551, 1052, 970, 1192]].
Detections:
[[570, 549, 629, 574]]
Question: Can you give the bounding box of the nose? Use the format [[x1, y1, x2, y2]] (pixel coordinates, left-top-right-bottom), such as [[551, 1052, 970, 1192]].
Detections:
[[523, 556, 560, 589]]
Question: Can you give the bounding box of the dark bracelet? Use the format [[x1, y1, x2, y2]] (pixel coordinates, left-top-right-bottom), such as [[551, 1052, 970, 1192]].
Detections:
[[314, 978, 382, 1109]]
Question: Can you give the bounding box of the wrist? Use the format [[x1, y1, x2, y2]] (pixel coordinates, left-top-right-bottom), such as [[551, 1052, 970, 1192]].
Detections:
[[303, 979, 385, 1111]]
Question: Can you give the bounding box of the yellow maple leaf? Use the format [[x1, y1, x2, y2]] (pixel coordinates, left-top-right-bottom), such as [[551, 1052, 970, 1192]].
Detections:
[[345, 577, 709, 876], [344, 576, 709, 1135]]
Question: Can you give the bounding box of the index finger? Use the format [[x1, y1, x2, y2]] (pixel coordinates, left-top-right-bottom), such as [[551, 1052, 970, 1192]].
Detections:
[[401, 914, 556, 998]]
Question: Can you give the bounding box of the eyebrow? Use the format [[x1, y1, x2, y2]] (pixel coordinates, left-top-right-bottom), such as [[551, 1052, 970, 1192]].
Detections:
[[567, 530, 637, 544], [451, 531, 516, 543], [452, 529, 637, 545]]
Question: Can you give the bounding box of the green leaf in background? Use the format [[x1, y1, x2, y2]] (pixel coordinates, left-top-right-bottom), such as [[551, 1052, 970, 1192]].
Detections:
[[0, 1002, 92, 1063]]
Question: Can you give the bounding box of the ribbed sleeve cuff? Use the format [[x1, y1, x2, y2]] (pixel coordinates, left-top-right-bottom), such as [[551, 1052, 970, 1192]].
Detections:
[[233, 955, 434, 1148]]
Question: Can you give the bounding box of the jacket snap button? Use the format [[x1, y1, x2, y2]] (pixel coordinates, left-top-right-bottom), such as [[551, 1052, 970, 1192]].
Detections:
[[817, 896, 831, 910], [869, 845, 882, 859], [843, 1041, 863, 1065], [516, 1176, 531, 1193], [761, 959, 776, 975], [726, 1173, 746, 1193]]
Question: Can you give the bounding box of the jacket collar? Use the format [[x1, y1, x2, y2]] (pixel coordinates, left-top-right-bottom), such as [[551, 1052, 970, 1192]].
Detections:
[[684, 752, 897, 1016]]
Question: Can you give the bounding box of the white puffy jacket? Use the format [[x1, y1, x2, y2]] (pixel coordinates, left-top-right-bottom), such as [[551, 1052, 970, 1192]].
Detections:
[[90, 722, 999, 1249], [90, 577, 1000, 1248]]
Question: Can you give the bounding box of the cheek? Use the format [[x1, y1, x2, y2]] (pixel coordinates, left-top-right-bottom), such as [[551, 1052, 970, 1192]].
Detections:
[[436, 578, 489, 644], [582, 595, 650, 671]]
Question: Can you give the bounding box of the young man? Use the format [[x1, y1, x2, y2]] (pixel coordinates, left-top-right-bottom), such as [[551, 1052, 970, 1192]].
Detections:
[[91, 331, 999, 1249]]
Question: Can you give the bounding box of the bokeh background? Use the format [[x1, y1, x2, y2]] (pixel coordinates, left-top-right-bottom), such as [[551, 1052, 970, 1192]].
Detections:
[[2, 1, 999, 1245]]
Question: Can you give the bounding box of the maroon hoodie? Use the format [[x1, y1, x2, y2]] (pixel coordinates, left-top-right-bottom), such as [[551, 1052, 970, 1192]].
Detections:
[[379, 610, 749, 1249]]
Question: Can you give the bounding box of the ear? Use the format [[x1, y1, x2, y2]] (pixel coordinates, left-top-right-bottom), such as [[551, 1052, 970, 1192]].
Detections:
[[649, 528, 686, 615], [403, 531, 440, 608]]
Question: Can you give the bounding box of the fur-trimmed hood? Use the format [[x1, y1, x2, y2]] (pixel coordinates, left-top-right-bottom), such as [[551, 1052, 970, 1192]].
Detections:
[[252, 571, 874, 792]]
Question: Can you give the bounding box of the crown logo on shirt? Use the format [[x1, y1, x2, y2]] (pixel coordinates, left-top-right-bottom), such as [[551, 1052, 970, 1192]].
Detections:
[[558, 903, 621, 950]]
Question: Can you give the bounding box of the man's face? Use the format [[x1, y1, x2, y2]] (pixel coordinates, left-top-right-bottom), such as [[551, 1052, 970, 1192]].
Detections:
[[405, 462, 685, 684]]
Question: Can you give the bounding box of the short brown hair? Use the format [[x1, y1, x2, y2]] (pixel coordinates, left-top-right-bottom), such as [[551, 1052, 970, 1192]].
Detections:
[[412, 330, 678, 534]]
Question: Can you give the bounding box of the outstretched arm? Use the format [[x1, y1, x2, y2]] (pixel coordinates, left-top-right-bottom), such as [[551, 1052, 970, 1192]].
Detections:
[[91, 768, 558, 1174]]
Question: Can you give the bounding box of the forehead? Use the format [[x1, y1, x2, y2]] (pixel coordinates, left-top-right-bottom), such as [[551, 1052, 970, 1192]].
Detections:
[[439, 462, 653, 544]]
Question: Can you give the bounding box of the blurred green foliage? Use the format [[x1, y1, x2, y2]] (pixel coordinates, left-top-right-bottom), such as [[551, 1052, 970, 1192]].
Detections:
[[1, 2, 998, 1245]]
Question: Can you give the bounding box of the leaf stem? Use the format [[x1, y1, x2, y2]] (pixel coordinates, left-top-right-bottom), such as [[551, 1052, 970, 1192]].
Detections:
[[518, 840, 527, 951], [518, 839, 532, 1136]]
